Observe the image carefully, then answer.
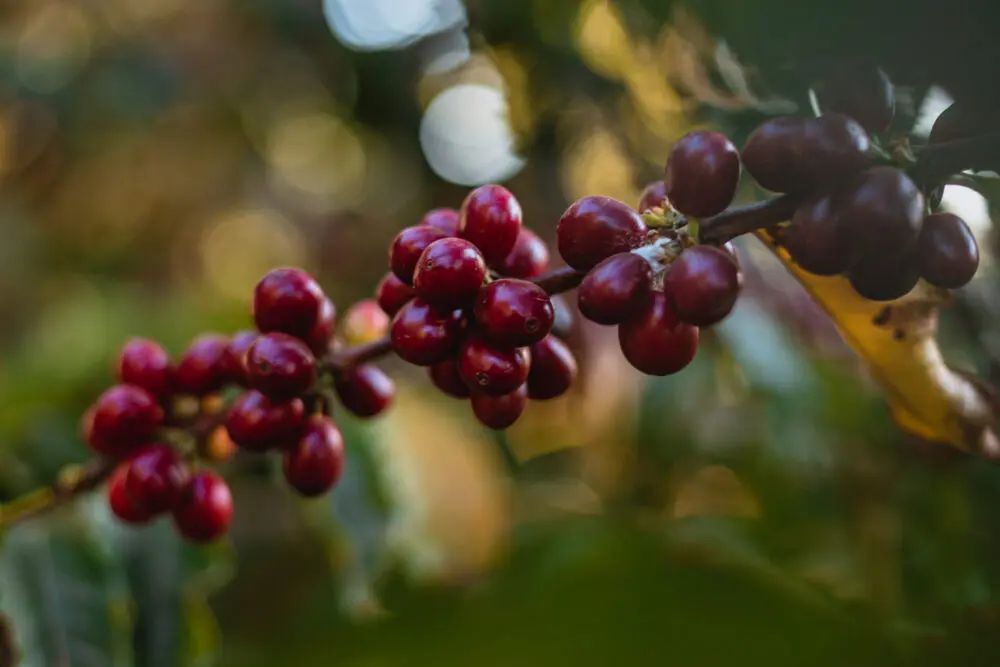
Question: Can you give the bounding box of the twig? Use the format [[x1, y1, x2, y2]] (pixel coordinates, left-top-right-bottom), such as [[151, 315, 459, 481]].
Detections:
[[0, 459, 114, 529]]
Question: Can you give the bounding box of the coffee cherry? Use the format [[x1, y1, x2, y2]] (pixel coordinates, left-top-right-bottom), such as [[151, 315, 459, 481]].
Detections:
[[342, 299, 390, 345], [428, 360, 471, 398], [333, 364, 394, 417], [253, 267, 326, 339], [304, 297, 336, 356], [785, 193, 859, 275], [88, 384, 164, 458], [498, 229, 549, 279], [459, 184, 522, 265], [225, 390, 305, 452], [664, 246, 742, 326], [220, 330, 257, 385], [124, 444, 188, 515], [420, 207, 461, 235], [527, 335, 577, 400], [174, 334, 229, 396], [557, 196, 647, 270], [848, 251, 920, 301], [618, 292, 699, 375], [118, 339, 172, 398], [390, 298, 465, 366], [107, 464, 152, 524], [389, 225, 449, 284], [742, 114, 870, 193], [915, 213, 979, 288], [817, 65, 894, 133], [637, 180, 667, 212], [457, 335, 530, 396], [173, 471, 233, 543], [375, 272, 415, 316], [665, 130, 740, 217], [471, 384, 527, 430], [577, 252, 652, 325], [246, 333, 316, 399], [474, 279, 554, 347], [840, 167, 923, 255], [413, 238, 488, 307], [283, 415, 344, 497]]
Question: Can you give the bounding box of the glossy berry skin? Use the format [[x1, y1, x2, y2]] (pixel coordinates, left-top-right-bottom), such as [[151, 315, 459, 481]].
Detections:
[[818, 65, 894, 133], [342, 299, 390, 345], [253, 267, 326, 339], [246, 333, 316, 400], [118, 339, 172, 398], [220, 330, 257, 385], [173, 471, 233, 543], [637, 180, 667, 212], [304, 297, 336, 356], [848, 251, 920, 301], [665, 131, 740, 217], [334, 364, 394, 417], [474, 279, 554, 347], [390, 298, 465, 366], [390, 225, 449, 284], [471, 384, 527, 430], [88, 384, 164, 458], [915, 213, 979, 288], [557, 196, 647, 270], [174, 334, 229, 396], [420, 207, 461, 235], [459, 184, 522, 265], [498, 229, 549, 279], [618, 292, 699, 376], [457, 335, 530, 396], [107, 464, 152, 524], [741, 114, 870, 193], [375, 272, 415, 316], [840, 167, 923, 256], [577, 252, 652, 325], [428, 360, 471, 398], [527, 335, 577, 400], [124, 444, 188, 515], [664, 246, 742, 326], [785, 194, 859, 276], [283, 415, 345, 497], [225, 390, 305, 452], [413, 238, 487, 307]]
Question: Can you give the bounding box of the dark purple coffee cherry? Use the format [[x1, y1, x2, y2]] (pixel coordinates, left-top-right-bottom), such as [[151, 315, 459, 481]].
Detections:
[[334, 364, 395, 417], [618, 292, 699, 376], [557, 196, 646, 270], [818, 65, 894, 133], [527, 335, 577, 400], [577, 252, 652, 325], [840, 167, 923, 256], [848, 251, 920, 301], [474, 279, 554, 347], [785, 193, 860, 276], [470, 384, 528, 430], [665, 131, 740, 217], [246, 333, 316, 400], [390, 298, 465, 366], [459, 184, 522, 265], [663, 246, 742, 326], [457, 335, 530, 396], [915, 212, 979, 288], [412, 237, 487, 308]]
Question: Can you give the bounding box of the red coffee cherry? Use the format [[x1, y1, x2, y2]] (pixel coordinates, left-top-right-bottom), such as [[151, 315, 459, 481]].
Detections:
[[220, 330, 257, 385], [474, 279, 554, 347], [333, 364, 395, 418], [124, 444, 188, 515], [413, 237, 488, 307], [498, 228, 549, 279], [107, 463, 153, 524], [848, 250, 920, 301], [88, 384, 164, 458], [225, 390, 305, 452], [527, 335, 577, 400], [785, 193, 859, 276], [117, 338, 173, 398], [253, 267, 326, 339], [283, 415, 345, 497], [557, 196, 646, 270], [663, 246, 742, 326], [840, 167, 923, 256], [618, 292, 699, 375], [428, 360, 471, 398], [375, 272, 416, 316], [457, 335, 530, 396], [420, 207, 461, 235], [173, 471, 233, 543], [246, 332, 316, 400], [637, 180, 667, 212], [665, 130, 740, 217], [471, 384, 528, 430], [577, 252, 652, 325], [459, 184, 522, 265], [390, 298, 465, 366], [817, 65, 894, 134], [304, 296, 336, 356], [916, 213, 979, 289], [389, 225, 449, 284], [174, 334, 229, 395]]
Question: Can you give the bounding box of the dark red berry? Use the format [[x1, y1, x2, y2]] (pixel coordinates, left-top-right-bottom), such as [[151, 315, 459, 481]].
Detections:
[[174, 334, 229, 395], [459, 184, 522, 265], [390, 298, 465, 366], [457, 335, 530, 396], [253, 267, 326, 339], [840, 167, 923, 255], [785, 193, 859, 275], [527, 335, 577, 400], [428, 360, 471, 398], [124, 444, 188, 515], [304, 297, 336, 355], [88, 384, 164, 458], [618, 292, 699, 375], [474, 279, 554, 347], [334, 364, 394, 418], [577, 252, 652, 325], [246, 332, 316, 399], [107, 464, 152, 524], [413, 237, 487, 307], [471, 384, 527, 430], [117, 339, 172, 398], [173, 471, 233, 543], [915, 213, 979, 288], [664, 246, 742, 326], [848, 251, 920, 301], [498, 228, 549, 279], [225, 390, 305, 452], [283, 415, 344, 497], [557, 196, 646, 270], [818, 65, 894, 133], [220, 330, 257, 385], [665, 130, 740, 217], [375, 272, 415, 316], [420, 207, 461, 235], [389, 225, 448, 284], [637, 180, 667, 212]]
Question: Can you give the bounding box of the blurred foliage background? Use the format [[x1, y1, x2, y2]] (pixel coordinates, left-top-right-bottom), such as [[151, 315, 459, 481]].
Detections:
[[1, 0, 1000, 665]]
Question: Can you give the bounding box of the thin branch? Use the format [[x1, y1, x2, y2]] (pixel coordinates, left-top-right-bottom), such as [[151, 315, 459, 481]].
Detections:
[[910, 132, 1000, 188], [699, 194, 802, 245], [0, 459, 114, 529]]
